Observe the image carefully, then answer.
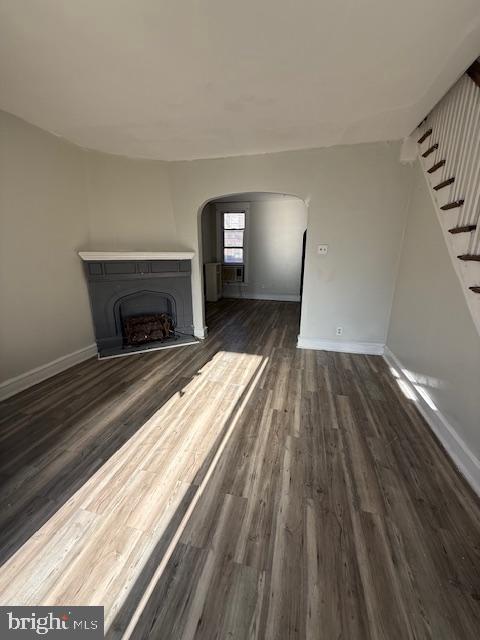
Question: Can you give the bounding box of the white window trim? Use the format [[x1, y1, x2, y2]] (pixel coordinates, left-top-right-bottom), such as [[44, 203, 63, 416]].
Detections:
[[215, 202, 250, 284]]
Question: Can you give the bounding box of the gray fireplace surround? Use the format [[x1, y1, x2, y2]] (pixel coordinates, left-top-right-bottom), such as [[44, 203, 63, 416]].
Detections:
[[79, 252, 196, 358]]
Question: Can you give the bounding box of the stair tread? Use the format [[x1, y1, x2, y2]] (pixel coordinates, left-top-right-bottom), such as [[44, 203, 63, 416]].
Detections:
[[441, 199, 465, 211], [427, 159, 446, 173], [434, 177, 455, 191], [422, 143, 438, 158], [467, 60, 480, 89], [449, 225, 477, 234], [418, 129, 432, 144], [458, 254, 480, 261]]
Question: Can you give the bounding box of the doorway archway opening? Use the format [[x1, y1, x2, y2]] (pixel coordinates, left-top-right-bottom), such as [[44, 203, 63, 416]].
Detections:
[[198, 191, 308, 336]]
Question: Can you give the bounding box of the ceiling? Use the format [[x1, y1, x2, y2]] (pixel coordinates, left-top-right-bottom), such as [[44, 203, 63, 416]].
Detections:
[[211, 192, 300, 203], [1, 1, 479, 161]]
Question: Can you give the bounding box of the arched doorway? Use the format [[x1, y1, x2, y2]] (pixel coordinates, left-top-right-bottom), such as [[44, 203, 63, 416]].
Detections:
[[198, 192, 308, 336]]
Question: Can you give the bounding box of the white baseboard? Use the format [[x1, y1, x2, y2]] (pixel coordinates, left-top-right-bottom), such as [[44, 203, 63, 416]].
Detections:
[[297, 336, 385, 355], [223, 292, 301, 302], [0, 344, 97, 401], [194, 326, 208, 339], [384, 346, 480, 497]]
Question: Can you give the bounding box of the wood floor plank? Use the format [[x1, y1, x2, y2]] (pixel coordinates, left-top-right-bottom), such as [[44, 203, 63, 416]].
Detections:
[[0, 298, 479, 639]]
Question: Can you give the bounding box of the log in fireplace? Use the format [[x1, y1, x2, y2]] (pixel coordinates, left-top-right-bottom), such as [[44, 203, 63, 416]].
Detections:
[[123, 313, 175, 345]]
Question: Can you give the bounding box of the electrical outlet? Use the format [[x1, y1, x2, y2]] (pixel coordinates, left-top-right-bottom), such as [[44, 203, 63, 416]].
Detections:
[[336, 326, 343, 336], [317, 244, 328, 255]]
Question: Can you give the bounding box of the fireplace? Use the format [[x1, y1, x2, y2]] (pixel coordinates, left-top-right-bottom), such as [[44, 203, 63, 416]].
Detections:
[[79, 252, 197, 358]]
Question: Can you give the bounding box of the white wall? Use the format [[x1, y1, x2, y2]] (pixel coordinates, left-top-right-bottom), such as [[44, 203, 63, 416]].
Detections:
[[201, 196, 307, 300], [387, 162, 480, 471], [85, 152, 178, 251], [169, 143, 413, 344], [0, 111, 94, 383]]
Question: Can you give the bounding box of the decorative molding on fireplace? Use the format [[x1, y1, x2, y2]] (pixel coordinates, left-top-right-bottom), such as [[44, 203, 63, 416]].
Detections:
[[79, 251, 195, 261], [80, 255, 195, 358], [0, 343, 97, 401]]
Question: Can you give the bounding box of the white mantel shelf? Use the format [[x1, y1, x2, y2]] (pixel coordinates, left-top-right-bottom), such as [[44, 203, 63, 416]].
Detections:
[[78, 251, 195, 261]]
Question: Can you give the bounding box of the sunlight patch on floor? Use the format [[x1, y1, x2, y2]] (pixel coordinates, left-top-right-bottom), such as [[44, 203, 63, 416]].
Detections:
[[0, 349, 267, 633]]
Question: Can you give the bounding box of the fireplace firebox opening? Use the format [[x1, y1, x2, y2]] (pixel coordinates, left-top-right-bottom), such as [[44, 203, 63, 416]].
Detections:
[[123, 313, 175, 346]]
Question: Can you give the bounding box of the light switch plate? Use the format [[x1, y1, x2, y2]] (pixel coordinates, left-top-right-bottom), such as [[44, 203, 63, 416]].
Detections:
[[317, 244, 328, 255]]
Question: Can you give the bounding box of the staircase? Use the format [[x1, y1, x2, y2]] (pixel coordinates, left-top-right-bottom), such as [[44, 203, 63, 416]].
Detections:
[[415, 59, 480, 335]]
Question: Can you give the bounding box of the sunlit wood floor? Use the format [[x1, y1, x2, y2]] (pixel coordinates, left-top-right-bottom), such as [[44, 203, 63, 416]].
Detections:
[[1, 299, 479, 639]]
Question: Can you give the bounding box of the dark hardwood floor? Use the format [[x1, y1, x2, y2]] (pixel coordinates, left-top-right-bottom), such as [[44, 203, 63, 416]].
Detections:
[[0, 299, 479, 639]]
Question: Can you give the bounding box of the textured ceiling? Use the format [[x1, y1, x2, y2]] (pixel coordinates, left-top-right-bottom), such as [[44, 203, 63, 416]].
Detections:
[[1, 0, 479, 160]]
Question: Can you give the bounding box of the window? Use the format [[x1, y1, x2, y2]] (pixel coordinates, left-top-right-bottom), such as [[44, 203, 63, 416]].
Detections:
[[223, 212, 245, 264]]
